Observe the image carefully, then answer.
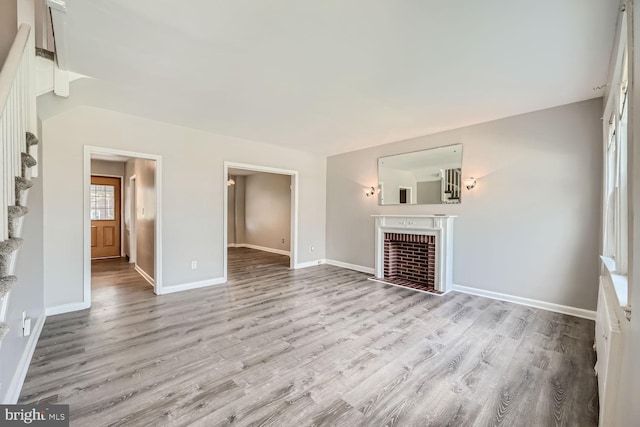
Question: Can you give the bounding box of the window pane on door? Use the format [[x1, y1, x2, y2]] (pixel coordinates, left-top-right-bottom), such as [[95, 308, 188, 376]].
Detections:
[[91, 184, 116, 220]]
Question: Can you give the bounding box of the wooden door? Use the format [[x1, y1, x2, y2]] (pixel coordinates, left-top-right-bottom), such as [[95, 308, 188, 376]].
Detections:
[[91, 176, 121, 259]]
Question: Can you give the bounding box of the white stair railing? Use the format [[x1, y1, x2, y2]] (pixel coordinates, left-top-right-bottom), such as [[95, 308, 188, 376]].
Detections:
[[441, 168, 461, 203], [0, 23, 36, 333], [0, 24, 33, 243]]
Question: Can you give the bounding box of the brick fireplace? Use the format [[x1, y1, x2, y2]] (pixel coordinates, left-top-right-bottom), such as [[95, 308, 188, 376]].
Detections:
[[372, 215, 456, 294], [383, 233, 437, 293]]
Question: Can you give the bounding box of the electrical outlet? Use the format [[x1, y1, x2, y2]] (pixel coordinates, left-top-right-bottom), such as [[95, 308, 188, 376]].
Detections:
[[191, 261, 197, 269], [281, 238, 285, 244], [22, 311, 31, 337], [310, 246, 315, 252], [23, 318, 31, 337]]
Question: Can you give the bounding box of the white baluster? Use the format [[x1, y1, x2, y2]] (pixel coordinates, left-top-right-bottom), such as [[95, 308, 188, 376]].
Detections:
[[0, 113, 5, 241], [20, 61, 26, 155], [8, 86, 14, 208], [2, 109, 7, 241], [10, 84, 16, 206]]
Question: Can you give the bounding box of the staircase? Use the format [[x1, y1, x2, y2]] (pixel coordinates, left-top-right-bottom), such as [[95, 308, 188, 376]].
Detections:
[[0, 23, 38, 346], [442, 167, 461, 203]]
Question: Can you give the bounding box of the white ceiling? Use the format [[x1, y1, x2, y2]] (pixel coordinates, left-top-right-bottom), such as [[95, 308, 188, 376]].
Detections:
[[55, 0, 620, 155]]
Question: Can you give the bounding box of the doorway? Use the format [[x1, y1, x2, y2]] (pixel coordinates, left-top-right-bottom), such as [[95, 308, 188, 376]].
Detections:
[[83, 146, 163, 307], [399, 186, 412, 204], [223, 162, 299, 281], [90, 175, 122, 259]]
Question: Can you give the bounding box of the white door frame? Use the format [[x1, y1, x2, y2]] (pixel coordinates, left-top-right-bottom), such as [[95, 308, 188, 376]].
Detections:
[[223, 161, 299, 281], [128, 174, 137, 264], [84, 146, 163, 303]]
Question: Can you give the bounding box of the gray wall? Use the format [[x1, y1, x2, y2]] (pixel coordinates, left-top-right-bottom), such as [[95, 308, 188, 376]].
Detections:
[[0, 1, 16, 68], [228, 173, 291, 253], [244, 173, 291, 252], [416, 180, 442, 204], [91, 160, 125, 177], [234, 176, 246, 244], [326, 98, 602, 311], [227, 175, 248, 246], [227, 176, 248, 246], [379, 169, 416, 204], [40, 105, 326, 308], [227, 178, 236, 244], [135, 159, 156, 278], [0, 133, 44, 402], [123, 159, 135, 257], [122, 158, 155, 279]]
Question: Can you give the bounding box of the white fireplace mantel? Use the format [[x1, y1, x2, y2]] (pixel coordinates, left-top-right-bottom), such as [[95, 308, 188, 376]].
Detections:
[[372, 215, 456, 293]]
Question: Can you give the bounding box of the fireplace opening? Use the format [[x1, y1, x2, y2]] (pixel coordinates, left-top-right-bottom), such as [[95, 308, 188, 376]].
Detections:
[[383, 232, 440, 294]]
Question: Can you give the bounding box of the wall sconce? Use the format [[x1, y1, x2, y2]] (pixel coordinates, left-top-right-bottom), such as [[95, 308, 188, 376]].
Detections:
[[363, 186, 376, 197], [463, 177, 477, 190], [227, 177, 235, 186]]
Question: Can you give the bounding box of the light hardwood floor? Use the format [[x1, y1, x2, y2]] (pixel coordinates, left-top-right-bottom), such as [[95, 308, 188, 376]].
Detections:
[[19, 248, 599, 426]]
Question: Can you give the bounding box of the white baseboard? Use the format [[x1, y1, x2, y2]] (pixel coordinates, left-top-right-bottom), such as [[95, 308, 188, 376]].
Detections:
[[4, 314, 46, 403], [294, 260, 324, 269], [161, 277, 226, 295], [451, 284, 597, 320], [324, 259, 375, 275], [45, 301, 90, 316], [230, 243, 290, 257], [135, 264, 155, 288]]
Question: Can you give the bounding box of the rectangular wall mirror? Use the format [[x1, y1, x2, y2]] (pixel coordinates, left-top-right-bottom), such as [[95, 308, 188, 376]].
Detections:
[[378, 144, 463, 205]]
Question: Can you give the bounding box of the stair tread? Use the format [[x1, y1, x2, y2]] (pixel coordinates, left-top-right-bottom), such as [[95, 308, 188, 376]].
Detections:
[[21, 152, 37, 168], [26, 131, 39, 147], [0, 238, 23, 254], [8, 205, 28, 219], [0, 276, 17, 299], [0, 323, 8, 342], [15, 176, 33, 190]]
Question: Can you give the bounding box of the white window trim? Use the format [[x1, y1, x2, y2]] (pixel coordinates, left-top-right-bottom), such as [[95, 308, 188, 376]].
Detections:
[[601, 10, 630, 312]]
